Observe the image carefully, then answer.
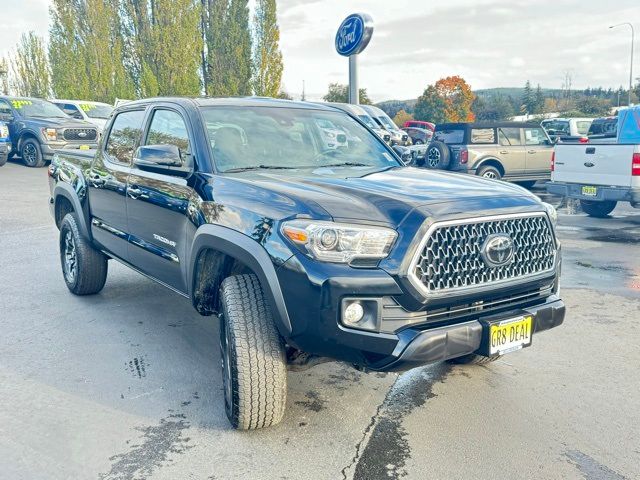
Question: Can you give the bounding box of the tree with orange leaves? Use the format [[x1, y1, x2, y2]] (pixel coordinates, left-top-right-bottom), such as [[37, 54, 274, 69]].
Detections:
[[415, 76, 476, 123]]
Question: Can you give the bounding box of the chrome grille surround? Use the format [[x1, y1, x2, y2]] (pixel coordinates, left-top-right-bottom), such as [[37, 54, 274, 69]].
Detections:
[[408, 212, 557, 298]]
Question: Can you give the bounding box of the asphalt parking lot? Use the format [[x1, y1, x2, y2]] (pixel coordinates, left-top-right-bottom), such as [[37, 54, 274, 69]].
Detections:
[[1, 160, 639, 480]]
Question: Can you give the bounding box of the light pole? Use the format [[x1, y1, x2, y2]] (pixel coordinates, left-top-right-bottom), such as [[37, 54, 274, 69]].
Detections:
[[609, 22, 635, 106]]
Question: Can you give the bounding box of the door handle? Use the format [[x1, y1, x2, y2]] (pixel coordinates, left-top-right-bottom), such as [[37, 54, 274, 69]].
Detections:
[[499, 150, 508, 154], [527, 150, 536, 154], [89, 173, 105, 187], [127, 186, 148, 200]]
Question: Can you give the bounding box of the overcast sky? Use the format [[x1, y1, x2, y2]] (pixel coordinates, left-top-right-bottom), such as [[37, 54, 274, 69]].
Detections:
[[1, 0, 638, 102]]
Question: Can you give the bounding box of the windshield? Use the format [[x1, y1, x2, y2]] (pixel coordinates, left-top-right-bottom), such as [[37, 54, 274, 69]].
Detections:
[[11, 98, 68, 118], [202, 106, 400, 173], [80, 103, 114, 119], [358, 114, 378, 130], [376, 115, 397, 131]]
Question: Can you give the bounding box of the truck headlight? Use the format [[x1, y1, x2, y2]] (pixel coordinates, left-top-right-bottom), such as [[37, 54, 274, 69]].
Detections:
[[282, 220, 397, 264], [542, 202, 558, 228], [42, 128, 57, 141]]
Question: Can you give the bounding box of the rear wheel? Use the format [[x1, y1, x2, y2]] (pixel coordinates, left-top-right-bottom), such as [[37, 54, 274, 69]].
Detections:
[[580, 200, 617, 218], [21, 139, 45, 168], [414, 139, 424, 145], [219, 274, 287, 430], [477, 165, 502, 180], [59, 214, 108, 295]]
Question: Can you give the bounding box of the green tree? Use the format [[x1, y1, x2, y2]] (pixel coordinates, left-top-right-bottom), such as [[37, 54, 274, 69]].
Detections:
[[473, 94, 515, 121], [414, 85, 447, 124], [49, 0, 135, 102], [9, 32, 51, 97], [203, 0, 252, 96], [322, 83, 372, 104], [521, 80, 534, 114], [393, 109, 413, 127], [534, 84, 544, 114], [252, 0, 283, 97], [0, 58, 9, 95], [122, 0, 202, 97]]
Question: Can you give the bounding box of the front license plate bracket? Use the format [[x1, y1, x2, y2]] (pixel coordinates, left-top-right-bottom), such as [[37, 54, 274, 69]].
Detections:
[[479, 315, 533, 357]]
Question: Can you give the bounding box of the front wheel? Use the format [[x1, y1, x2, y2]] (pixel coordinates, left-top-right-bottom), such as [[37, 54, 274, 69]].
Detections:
[[21, 139, 46, 168], [59, 214, 108, 295], [580, 200, 617, 218], [0, 154, 7, 167], [219, 274, 287, 430]]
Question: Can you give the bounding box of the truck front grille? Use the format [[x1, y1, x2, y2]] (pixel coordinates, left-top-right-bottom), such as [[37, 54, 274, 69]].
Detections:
[[63, 128, 97, 141], [409, 213, 556, 296]]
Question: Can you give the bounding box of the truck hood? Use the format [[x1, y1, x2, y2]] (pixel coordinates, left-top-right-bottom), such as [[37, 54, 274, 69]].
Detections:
[[19, 116, 96, 129], [230, 166, 539, 225]]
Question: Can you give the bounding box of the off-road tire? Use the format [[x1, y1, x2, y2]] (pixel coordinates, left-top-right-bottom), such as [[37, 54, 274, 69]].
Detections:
[[447, 353, 499, 365], [59, 213, 108, 295], [219, 274, 287, 430], [0, 155, 7, 167], [425, 141, 451, 169], [21, 138, 46, 168], [580, 200, 616, 218], [477, 165, 502, 180]]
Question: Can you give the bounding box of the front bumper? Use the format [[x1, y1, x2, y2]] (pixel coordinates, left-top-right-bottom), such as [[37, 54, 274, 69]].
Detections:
[[276, 250, 563, 372], [41, 142, 98, 160], [547, 181, 640, 203], [375, 296, 564, 371]]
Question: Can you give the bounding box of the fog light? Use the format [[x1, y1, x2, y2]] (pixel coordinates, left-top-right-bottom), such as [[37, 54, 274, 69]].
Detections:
[[343, 302, 365, 325]]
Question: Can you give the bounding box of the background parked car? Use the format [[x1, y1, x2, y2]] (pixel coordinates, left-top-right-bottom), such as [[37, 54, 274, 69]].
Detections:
[[402, 126, 433, 145], [0, 96, 99, 167], [403, 120, 435, 132], [361, 105, 412, 146], [324, 103, 392, 144], [315, 118, 348, 149], [541, 117, 593, 143], [587, 116, 618, 141], [426, 121, 553, 186], [0, 121, 10, 166], [51, 100, 114, 132]]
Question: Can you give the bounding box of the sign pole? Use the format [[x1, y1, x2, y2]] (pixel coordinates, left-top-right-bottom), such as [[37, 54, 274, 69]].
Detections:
[[349, 55, 358, 105], [335, 13, 374, 105]]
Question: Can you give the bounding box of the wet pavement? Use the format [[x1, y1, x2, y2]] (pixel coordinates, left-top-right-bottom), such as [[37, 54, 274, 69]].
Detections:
[[1, 163, 639, 479]]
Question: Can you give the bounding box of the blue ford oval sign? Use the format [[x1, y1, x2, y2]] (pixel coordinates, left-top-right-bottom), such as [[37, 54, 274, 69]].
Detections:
[[335, 13, 374, 57]]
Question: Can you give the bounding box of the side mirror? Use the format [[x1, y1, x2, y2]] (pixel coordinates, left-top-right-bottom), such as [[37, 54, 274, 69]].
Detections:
[[134, 144, 191, 176]]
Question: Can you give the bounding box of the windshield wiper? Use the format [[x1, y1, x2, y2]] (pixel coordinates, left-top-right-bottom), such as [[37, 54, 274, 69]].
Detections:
[[223, 165, 298, 173], [320, 162, 372, 168]]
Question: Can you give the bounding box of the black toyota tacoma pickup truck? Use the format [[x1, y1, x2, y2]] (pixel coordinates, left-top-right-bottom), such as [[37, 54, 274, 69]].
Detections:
[[0, 95, 99, 167], [48, 97, 564, 430]]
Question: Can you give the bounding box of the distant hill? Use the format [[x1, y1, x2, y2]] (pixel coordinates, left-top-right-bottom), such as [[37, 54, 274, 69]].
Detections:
[[376, 87, 564, 117]]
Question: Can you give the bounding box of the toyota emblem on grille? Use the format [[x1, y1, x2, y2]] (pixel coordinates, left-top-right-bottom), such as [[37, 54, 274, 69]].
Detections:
[[481, 234, 515, 267], [78, 131, 87, 138]]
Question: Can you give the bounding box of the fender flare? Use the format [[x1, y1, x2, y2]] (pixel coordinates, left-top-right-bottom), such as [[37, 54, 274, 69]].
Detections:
[[473, 157, 504, 174], [189, 224, 292, 336], [53, 183, 92, 240], [17, 130, 42, 151]]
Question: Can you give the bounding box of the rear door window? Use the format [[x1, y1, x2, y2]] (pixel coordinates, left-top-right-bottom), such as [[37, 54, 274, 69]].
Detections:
[[105, 110, 146, 165], [498, 128, 522, 146], [470, 128, 495, 144]]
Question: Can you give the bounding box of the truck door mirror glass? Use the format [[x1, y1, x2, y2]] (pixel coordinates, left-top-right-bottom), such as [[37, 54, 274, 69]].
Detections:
[[134, 144, 192, 176]]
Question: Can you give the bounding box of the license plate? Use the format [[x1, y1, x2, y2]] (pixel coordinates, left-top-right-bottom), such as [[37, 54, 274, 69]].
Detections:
[[489, 316, 532, 355], [79, 145, 90, 150], [581, 186, 597, 196]]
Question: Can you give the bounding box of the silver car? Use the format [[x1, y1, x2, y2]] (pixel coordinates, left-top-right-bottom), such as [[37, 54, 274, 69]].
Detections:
[[361, 105, 412, 146], [321, 103, 392, 144]]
